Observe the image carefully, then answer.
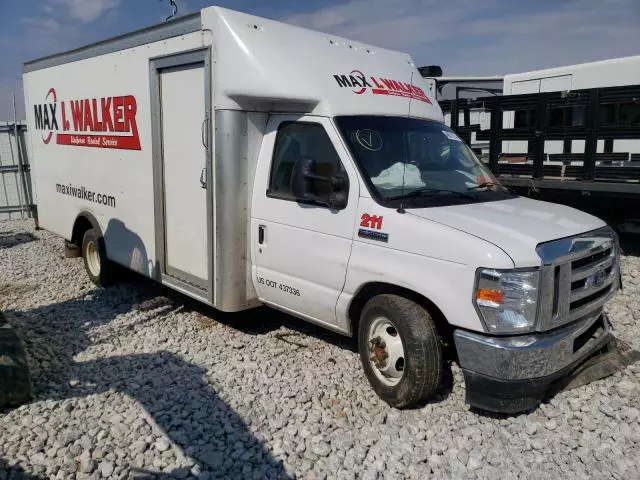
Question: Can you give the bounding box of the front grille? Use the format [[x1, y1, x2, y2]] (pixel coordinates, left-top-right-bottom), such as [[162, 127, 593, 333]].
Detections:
[[571, 264, 613, 290], [570, 285, 612, 311], [572, 247, 612, 270], [536, 227, 619, 331]]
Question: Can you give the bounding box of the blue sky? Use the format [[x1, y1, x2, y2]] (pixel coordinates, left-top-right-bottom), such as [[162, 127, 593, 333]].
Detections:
[[1, 0, 639, 119]]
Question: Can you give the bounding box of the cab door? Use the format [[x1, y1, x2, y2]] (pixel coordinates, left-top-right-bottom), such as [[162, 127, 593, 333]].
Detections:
[[251, 115, 359, 329]]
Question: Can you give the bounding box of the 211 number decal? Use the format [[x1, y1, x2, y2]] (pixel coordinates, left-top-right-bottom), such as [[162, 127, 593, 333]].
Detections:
[[360, 213, 383, 230]]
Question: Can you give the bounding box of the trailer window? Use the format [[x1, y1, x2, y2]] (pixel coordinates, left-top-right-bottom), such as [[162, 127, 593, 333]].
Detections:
[[269, 122, 348, 203]]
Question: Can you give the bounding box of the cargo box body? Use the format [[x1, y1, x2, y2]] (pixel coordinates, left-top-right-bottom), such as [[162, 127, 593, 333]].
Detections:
[[23, 6, 440, 311]]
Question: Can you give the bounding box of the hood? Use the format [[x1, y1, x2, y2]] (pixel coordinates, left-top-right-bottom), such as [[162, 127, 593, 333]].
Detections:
[[407, 196, 606, 266]]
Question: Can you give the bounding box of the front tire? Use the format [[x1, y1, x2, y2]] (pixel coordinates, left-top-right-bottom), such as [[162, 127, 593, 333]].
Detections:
[[358, 294, 442, 408], [81, 229, 114, 287]]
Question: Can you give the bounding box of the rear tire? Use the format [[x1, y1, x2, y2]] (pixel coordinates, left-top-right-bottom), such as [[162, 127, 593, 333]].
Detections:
[[358, 294, 442, 408], [81, 229, 114, 287]]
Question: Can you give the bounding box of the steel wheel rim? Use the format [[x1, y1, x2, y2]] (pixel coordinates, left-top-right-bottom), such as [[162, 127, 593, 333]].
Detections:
[[86, 240, 101, 278], [367, 316, 405, 386]]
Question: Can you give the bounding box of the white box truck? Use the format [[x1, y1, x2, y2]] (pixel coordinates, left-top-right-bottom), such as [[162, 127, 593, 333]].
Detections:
[[23, 6, 621, 413]]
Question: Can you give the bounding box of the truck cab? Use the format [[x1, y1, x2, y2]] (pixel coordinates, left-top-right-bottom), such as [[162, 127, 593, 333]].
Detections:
[[249, 112, 619, 413]]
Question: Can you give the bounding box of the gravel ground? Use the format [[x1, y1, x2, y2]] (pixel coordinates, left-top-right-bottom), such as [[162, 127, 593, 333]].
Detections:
[[0, 218, 639, 480]]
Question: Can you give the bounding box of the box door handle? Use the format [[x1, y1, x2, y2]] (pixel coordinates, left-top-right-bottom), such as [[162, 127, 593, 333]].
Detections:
[[200, 115, 208, 189], [201, 116, 208, 149], [258, 225, 265, 244]]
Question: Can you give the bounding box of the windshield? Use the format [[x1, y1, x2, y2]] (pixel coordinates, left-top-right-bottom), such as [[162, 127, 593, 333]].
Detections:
[[335, 116, 513, 208]]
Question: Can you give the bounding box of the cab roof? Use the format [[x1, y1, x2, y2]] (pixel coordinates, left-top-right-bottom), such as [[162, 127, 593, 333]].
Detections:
[[203, 7, 442, 119]]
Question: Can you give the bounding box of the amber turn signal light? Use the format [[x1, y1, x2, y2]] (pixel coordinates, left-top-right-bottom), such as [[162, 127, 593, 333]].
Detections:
[[476, 288, 504, 305]]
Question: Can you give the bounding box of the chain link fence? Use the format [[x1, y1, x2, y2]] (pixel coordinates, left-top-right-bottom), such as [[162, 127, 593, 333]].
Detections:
[[0, 121, 34, 220]]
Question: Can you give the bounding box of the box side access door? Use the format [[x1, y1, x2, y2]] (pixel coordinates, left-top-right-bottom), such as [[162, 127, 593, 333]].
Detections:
[[150, 49, 214, 302]]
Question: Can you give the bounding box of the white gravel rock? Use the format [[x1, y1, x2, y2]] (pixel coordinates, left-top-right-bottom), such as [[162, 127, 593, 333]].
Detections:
[[0, 219, 639, 479], [98, 460, 114, 477], [77, 450, 95, 474]]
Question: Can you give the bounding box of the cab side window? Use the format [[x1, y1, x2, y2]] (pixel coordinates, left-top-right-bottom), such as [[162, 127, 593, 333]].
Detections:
[[269, 122, 348, 204]]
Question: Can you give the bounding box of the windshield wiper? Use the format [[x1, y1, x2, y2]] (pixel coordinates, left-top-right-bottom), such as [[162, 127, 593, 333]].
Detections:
[[468, 182, 518, 195], [388, 187, 477, 201], [467, 182, 497, 191]]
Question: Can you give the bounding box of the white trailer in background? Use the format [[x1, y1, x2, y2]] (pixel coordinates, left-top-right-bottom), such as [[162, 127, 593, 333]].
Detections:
[[503, 55, 640, 94], [502, 56, 640, 157], [24, 6, 621, 414], [422, 56, 640, 159]]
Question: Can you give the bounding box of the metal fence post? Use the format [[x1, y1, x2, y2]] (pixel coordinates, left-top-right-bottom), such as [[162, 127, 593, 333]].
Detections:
[[14, 93, 31, 217], [532, 94, 547, 179], [584, 89, 599, 181], [488, 97, 501, 173], [7, 99, 25, 219]]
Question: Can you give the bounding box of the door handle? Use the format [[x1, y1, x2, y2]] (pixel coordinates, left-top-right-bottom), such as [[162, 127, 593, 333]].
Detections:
[[201, 116, 208, 149], [200, 116, 208, 189], [258, 225, 265, 244]]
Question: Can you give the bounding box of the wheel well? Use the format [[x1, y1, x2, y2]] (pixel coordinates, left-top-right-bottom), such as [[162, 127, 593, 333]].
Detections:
[[348, 282, 453, 346], [71, 215, 94, 247]]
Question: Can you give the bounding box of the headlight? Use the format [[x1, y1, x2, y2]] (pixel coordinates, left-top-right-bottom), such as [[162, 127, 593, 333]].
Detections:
[[474, 268, 539, 334]]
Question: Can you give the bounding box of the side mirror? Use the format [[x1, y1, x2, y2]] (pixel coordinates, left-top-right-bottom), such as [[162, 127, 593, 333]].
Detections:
[[327, 173, 348, 210], [291, 157, 316, 199], [327, 189, 348, 210], [291, 157, 349, 210], [330, 173, 348, 192]]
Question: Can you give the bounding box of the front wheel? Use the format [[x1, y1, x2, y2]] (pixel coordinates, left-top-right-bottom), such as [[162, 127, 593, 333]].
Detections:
[[358, 294, 442, 408], [82, 229, 115, 287]]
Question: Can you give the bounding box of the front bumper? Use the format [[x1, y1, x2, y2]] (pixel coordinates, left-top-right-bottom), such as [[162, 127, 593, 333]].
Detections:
[[454, 311, 613, 413]]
